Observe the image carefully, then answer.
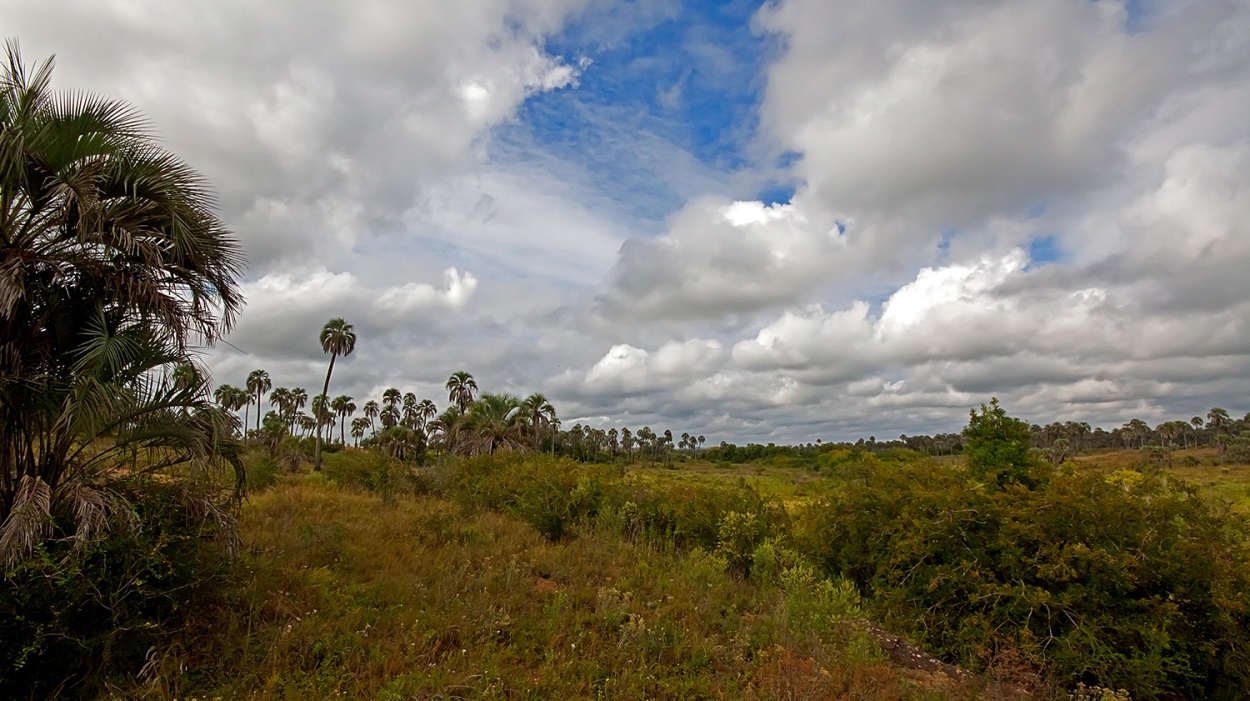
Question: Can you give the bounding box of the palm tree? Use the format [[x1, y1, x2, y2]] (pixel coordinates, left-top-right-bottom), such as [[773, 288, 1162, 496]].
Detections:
[[520, 393, 557, 451], [1208, 408, 1232, 459], [298, 413, 317, 438], [382, 387, 402, 411], [416, 399, 438, 432], [462, 393, 525, 455], [431, 405, 469, 454], [331, 395, 356, 445], [269, 386, 291, 421], [246, 369, 272, 433], [402, 392, 419, 428], [350, 417, 369, 447], [446, 371, 478, 413], [0, 44, 245, 564], [380, 404, 400, 430], [362, 400, 380, 435], [314, 318, 356, 470]]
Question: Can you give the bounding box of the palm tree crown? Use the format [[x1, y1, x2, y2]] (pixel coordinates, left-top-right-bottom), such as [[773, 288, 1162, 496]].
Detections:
[[313, 318, 356, 470], [446, 371, 478, 413]]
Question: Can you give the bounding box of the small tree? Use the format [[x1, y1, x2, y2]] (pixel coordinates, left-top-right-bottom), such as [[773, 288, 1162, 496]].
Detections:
[[963, 398, 1039, 487]]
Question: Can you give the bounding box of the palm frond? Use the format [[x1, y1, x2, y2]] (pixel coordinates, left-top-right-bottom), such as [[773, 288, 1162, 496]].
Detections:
[[0, 474, 52, 566]]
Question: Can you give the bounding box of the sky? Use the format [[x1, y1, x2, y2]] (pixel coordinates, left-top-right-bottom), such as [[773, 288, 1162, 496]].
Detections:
[[7, 0, 1250, 443]]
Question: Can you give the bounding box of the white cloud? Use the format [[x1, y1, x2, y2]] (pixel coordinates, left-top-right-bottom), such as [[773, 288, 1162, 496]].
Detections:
[[599, 197, 847, 320], [9, 0, 1250, 444]]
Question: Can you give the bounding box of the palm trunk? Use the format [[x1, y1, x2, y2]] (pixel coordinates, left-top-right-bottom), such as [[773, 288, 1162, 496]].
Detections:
[[313, 354, 337, 471]]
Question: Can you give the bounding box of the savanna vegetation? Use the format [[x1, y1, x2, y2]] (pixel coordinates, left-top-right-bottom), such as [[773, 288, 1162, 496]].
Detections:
[[4, 43, 1250, 701]]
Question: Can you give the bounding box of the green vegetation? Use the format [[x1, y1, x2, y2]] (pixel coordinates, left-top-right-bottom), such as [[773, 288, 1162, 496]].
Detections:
[[0, 44, 244, 698]]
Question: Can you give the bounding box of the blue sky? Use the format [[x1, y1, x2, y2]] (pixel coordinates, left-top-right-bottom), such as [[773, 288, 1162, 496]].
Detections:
[[498, 0, 791, 224]]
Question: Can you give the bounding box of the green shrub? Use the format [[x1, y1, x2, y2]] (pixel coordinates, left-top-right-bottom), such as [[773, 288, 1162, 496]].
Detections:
[[964, 398, 1045, 487], [624, 478, 789, 552], [449, 453, 619, 541], [795, 460, 1250, 699], [0, 481, 234, 700], [322, 451, 413, 500], [246, 454, 281, 492], [750, 537, 806, 587], [716, 510, 768, 577]]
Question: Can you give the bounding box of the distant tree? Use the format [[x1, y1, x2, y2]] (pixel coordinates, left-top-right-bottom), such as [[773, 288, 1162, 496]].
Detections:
[[446, 371, 478, 413], [380, 404, 400, 430], [246, 369, 272, 433], [382, 387, 401, 410], [350, 417, 369, 447], [1208, 407, 1232, 459], [362, 400, 380, 434], [416, 398, 438, 432], [520, 392, 557, 451], [331, 395, 355, 445], [314, 318, 356, 470]]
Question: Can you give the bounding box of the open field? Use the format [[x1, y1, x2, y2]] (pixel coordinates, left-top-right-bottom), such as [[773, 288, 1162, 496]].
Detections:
[[634, 447, 1250, 513], [129, 470, 994, 701]]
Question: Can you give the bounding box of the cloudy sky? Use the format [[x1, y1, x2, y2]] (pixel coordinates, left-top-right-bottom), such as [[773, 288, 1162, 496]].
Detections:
[[9, 0, 1250, 443]]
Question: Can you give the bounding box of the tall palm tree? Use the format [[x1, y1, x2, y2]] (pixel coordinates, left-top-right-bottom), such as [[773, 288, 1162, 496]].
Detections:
[[246, 369, 272, 433], [0, 44, 245, 563], [402, 392, 419, 428], [362, 400, 380, 435], [446, 371, 478, 413], [350, 417, 370, 447], [269, 386, 290, 418], [519, 392, 557, 451], [380, 404, 400, 430], [314, 318, 356, 471], [416, 399, 438, 432], [1208, 407, 1232, 459], [331, 395, 356, 446]]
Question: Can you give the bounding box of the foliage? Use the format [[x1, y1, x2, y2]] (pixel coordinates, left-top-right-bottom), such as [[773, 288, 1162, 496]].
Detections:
[[0, 44, 245, 696], [0, 42, 245, 563], [0, 479, 234, 699], [964, 398, 1044, 487], [128, 474, 992, 701], [796, 459, 1250, 699]]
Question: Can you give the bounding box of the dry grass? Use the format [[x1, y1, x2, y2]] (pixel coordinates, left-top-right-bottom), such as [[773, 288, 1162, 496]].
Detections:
[[111, 473, 1017, 701]]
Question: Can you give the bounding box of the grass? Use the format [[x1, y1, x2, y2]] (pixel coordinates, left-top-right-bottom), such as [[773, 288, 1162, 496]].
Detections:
[[116, 471, 1008, 701], [95, 446, 1250, 699], [1073, 447, 1250, 512]]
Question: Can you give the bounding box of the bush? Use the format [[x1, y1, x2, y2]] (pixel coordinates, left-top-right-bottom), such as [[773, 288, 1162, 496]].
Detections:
[[964, 398, 1045, 487], [322, 451, 417, 501], [795, 460, 1250, 699], [0, 481, 234, 700], [448, 453, 619, 541], [623, 478, 789, 552]]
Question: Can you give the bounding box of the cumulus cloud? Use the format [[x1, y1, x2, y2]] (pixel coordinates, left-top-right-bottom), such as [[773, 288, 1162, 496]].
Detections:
[[598, 197, 846, 320], [9, 0, 590, 268], [10, 0, 1250, 444], [224, 267, 477, 358]]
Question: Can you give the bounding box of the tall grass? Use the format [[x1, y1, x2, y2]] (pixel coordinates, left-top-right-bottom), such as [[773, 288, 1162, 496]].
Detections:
[[108, 462, 999, 700]]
